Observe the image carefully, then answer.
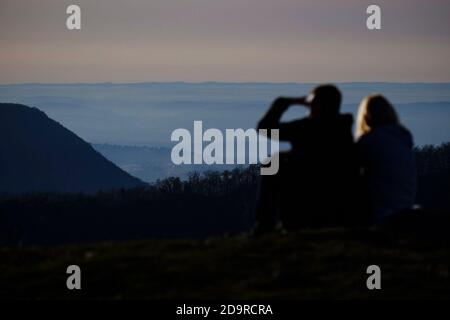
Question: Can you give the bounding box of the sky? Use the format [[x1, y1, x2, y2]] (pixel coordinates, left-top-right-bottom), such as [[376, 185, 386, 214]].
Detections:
[[0, 0, 449, 83]]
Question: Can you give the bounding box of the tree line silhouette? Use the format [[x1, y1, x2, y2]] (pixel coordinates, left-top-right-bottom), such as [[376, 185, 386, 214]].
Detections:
[[0, 143, 449, 245]]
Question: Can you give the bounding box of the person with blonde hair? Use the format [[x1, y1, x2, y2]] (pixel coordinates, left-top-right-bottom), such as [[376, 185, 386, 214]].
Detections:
[[356, 95, 417, 222]]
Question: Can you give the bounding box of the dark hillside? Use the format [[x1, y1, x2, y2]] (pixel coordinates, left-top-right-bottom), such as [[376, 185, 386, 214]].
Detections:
[[0, 103, 145, 194]]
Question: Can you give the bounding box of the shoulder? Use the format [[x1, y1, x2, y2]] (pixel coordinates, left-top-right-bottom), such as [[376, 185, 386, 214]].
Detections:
[[357, 124, 414, 148], [339, 113, 354, 126], [356, 129, 379, 150], [356, 133, 371, 146], [281, 117, 311, 130]]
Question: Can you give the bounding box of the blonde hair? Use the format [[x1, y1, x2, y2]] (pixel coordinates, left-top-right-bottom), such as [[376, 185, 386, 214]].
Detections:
[[356, 94, 399, 139]]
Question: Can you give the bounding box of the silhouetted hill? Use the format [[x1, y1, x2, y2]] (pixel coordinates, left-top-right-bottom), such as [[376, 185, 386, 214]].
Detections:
[[0, 103, 146, 194]]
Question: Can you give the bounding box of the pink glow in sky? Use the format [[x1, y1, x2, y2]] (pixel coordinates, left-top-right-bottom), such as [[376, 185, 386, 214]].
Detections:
[[0, 0, 449, 83]]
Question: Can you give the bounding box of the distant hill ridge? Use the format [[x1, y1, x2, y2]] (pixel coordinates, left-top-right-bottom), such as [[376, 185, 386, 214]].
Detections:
[[0, 103, 146, 194]]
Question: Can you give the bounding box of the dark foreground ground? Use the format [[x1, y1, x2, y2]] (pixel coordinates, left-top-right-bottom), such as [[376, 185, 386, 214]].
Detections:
[[0, 228, 449, 300]]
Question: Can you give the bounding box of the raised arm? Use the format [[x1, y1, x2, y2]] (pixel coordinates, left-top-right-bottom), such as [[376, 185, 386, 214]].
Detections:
[[257, 97, 308, 141], [257, 97, 292, 131]]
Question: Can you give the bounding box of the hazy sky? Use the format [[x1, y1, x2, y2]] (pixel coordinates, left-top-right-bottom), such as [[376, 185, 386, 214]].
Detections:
[[1, 0, 449, 83]]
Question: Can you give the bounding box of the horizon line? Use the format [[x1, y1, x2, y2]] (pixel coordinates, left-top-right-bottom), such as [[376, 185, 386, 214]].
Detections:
[[1, 81, 450, 86]]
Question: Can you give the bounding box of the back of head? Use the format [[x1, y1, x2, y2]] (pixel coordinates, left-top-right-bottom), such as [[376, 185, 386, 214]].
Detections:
[[310, 84, 342, 117], [356, 94, 399, 139]]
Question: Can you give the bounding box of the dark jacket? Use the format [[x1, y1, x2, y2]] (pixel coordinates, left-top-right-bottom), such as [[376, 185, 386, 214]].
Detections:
[[258, 106, 355, 176], [357, 124, 417, 221], [258, 107, 357, 227]]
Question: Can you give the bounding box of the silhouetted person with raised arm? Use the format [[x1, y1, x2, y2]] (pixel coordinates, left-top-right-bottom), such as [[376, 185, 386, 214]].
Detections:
[[355, 95, 417, 223], [254, 84, 357, 234]]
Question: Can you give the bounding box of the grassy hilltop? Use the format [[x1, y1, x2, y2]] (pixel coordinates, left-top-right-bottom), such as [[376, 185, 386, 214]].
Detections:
[[1, 228, 449, 300]]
